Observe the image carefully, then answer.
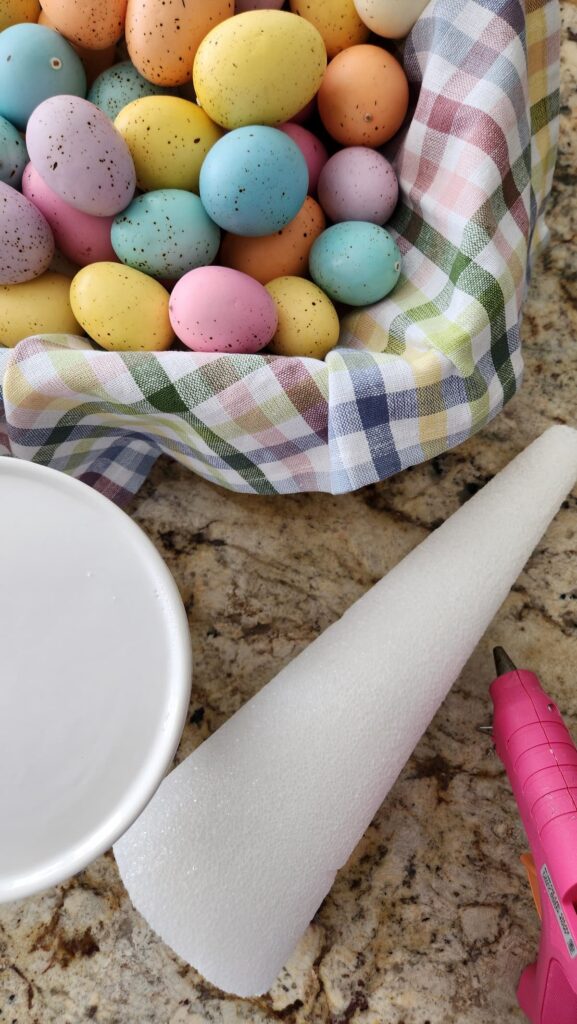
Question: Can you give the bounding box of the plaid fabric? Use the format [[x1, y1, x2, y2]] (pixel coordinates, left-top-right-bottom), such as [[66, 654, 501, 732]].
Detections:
[[0, 0, 560, 500]]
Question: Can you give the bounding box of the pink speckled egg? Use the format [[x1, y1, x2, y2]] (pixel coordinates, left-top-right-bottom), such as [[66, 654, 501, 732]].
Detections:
[[26, 95, 136, 217], [22, 163, 116, 267], [0, 180, 54, 285], [169, 266, 278, 353], [278, 123, 328, 194], [317, 147, 398, 224]]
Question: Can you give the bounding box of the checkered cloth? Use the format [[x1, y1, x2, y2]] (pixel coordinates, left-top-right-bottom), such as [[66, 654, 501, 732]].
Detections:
[[0, 0, 560, 502]]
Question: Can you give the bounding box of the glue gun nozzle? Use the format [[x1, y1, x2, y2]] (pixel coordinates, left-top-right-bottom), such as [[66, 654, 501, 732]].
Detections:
[[493, 646, 517, 676]]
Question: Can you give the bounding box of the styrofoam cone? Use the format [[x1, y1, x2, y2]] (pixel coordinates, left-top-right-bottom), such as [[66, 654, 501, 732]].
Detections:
[[114, 426, 577, 996]]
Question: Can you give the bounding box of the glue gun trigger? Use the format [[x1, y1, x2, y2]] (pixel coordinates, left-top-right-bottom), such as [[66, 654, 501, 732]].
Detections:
[[520, 852, 542, 920]]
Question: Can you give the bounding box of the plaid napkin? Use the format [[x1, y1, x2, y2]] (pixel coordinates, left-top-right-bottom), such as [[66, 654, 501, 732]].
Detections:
[[0, 0, 559, 503]]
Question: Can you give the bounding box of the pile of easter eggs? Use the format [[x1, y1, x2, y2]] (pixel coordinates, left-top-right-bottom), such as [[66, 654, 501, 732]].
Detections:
[[0, 0, 426, 359]]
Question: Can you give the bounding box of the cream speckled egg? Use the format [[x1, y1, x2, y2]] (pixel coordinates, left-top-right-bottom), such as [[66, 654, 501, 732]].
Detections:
[[0, 181, 54, 285], [289, 0, 369, 57], [0, 271, 80, 347], [39, 0, 127, 49], [265, 276, 340, 358], [126, 0, 233, 87], [193, 10, 327, 130], [353, 0, 429, 38], [70, 262, 174, 351], [114, 96, 222, 192]]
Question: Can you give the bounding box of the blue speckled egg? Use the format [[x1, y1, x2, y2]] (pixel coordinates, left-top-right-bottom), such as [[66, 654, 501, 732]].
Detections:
[[0, 24, 86, 130], [309, 221, 401, 306], [111, 189, 221, 280], [199, 125, 308, 237], [0, 114, 28, 187], [88, 61, 173, 121]]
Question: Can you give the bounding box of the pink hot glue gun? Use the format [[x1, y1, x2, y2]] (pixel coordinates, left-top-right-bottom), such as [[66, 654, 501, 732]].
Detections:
[[489, 647, 577, 1024]]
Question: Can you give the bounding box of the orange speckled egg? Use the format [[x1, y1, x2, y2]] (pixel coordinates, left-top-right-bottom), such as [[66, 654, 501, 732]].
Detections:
[[38, 11, 116, 85], [0, 0, 40, 31], [289, 0, 369, 58], [318, 44, 408, 147], [219, 196, 326, 285], [39, 0, 127, 49], [126, 0, 234, 87]]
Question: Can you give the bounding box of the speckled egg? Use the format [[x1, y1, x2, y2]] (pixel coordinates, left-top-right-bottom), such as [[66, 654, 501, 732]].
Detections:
[[126, 0, 233, 87], [0, 271, 80, 347], [111, 190, 220, 279], [169, 266, 278, 353], [199, 126, 308, 236], [193, 10, 327, 130], [0, 114, 28, 187], [317, 44, 409, 147], [278, 123, 328, 194], [0, 180, 54, 285], [88, 61, 172, 120], [309, 221, 401, 305], [37, 10, 117, 86], [70, 262, 174, 351], [265, 276, 340, 358], [114, 96, 221, 192], [22, 163, 116, 266], [353, 0, 429, 38], [317, 147, 398, 223], [0, 0, 40, 31], [39, 0, 127, 49], [26, 95, 136, 216], [219, 196, 325, 285], [0, 23, 86, 130], [289, 0, 369, 57]]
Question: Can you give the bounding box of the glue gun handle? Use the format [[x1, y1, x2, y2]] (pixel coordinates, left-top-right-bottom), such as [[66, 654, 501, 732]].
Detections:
[[517, 921, 577, 1024]]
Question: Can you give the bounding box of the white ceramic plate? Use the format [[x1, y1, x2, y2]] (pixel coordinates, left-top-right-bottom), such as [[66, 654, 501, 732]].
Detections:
[[0, 459, 192, 902]]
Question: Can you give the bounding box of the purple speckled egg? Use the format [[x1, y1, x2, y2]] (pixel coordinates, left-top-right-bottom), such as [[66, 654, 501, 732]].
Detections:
[[278, 123, 328, 194], [0, 181, 55, 285], [169, 266, 278, 353], [318, 147, 399, 225], [26, 95, 136, 217]]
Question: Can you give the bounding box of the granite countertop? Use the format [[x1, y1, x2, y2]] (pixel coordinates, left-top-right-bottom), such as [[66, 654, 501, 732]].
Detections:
[[2, 8, 577, 1023]]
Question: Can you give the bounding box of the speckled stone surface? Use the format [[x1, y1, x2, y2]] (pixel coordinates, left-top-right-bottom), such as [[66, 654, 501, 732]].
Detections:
[[1, 10, 577, 1023]]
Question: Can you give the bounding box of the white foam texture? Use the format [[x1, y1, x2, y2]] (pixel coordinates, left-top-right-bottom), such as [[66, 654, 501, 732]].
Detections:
[[114, 426, 577, 996]]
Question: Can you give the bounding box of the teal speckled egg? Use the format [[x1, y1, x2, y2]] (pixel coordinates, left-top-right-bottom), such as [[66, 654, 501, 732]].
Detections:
[[0, 114, 28, 187], [88, 61, 173, 121], [111, 189, 221, 280], [0, 23, 86, 130], [309, 221, 401, 306]]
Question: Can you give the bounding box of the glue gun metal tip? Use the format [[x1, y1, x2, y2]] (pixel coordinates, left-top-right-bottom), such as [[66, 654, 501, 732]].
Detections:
[[493, 646, 517, 675]]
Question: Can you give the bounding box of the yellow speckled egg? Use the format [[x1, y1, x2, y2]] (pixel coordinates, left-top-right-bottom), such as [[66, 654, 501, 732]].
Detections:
[[114, 96, 222, 192], [193, 10, 327, 130], [265, 276, 340, 359], [289, 0, 369, 58], [126, 0, 233, 87], [70, 262, 174, 351], [0, 0, 40, 31], [0, 272, 80, 348]]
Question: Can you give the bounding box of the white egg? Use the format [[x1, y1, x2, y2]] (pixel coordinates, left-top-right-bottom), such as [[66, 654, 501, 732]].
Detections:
[[353, 0, 429, 38]]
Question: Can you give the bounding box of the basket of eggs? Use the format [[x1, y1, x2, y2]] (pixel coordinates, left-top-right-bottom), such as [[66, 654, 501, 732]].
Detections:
[[0, 0, 559, 499]]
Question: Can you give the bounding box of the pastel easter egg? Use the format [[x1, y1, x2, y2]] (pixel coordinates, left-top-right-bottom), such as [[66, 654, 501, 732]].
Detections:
[[126, 0, 233, 87], [26, 96, 136, 216], [317, 147, 398, 223], [265, 276, 340, 358], [114, 96, 221, 192], [38, 12, 117, 86], [39, 0, 127, 49], [22, 163, 116, 266], [318, 44, 408, 147], [70, 262, 174, 351], [0, 114, 28, 187], [88, 61, 173, 120], [169, 266, 278, 353], [219, 196, 325, 285], [193, 11, 326, 130], [0, 23, 86, 130], [289, 0, 369, 57], [199, 126, 308, 236], [111, 189, 220, 279], [309, 221, 401, 305], [352, 0, 429, 38], [278, 123, 328, 194], [0, 180, 54, 285], [0, 271, 80, 347], [0, 0, 40, 31]]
